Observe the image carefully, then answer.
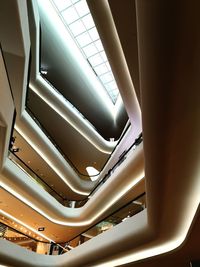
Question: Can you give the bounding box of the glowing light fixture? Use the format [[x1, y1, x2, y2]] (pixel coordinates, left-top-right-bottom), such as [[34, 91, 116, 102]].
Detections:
[[0, 210, 53, 243], [15, 124, 89, 196], [86, 166, 99, 181]]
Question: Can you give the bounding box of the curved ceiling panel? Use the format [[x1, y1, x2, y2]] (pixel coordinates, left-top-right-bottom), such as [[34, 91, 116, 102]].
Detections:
[[38, 0, 128, 140], [1, 143, 144, 226], [27, 89, 109, 176], [87, 0, 142, 141], [12, 130, 79, 200]]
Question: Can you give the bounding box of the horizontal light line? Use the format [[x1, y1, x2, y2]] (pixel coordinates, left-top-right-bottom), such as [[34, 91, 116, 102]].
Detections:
[[0, 171, 144, 227], [29, 83, 114, 154], [0, 210, 53, 244], [15, 125, 89, 196]]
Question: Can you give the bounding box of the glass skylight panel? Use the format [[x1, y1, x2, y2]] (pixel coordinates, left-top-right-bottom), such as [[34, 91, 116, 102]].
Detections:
[[94, 63, 108, 76], [109, 90, 118, 102], [88, 54, 104, 66], [113, 92, 119, 100], [62, 6, 79, 24], [74, 0, 90, 17], [109, 91, 115, 98], [52, 0, 120, 103], [106, 61, 112, 71], [53, 0, 72, 11], [112, 95, 117, 102], [81, 14, 95, 30], [111, 88, 118, 95], [82, 43, 98, 57], [111, 90, 118, 99], [71, 0, 80, 3], [76, 32, 92, 47], [105, 80, 117, 91], [113, 90, 118, 97], [88, 27, 99, 41], [94, 40, 103, 52], [100, 51, 107, 61], [100, 72, 113, 84], [69, 20, 85, 36]]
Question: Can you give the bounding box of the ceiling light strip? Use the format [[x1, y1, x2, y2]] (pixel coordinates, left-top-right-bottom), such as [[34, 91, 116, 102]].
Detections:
[[0, 170, 144, 227], [29, 83, 114, 154], [0, 210, 53, 244], [15, 124, 89, 196]]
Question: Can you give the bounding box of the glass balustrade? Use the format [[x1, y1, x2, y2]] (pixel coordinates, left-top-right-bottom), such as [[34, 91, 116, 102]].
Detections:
[[8, 151, 66, 205], [0, 192, 145, 255], [59, 193, 146, 253]]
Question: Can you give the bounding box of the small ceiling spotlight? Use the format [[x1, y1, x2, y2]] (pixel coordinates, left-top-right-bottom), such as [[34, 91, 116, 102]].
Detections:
[[41, 69, 48, 75], [38, 227, 45, 232], [12, 147, 20, 153]]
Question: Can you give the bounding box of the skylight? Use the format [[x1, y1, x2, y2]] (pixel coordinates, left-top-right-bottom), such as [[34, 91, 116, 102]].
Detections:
[[51, 0, 119, 104]]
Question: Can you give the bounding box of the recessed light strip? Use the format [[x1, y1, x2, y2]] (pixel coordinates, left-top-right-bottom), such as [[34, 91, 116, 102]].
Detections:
[[0, 210, 53, 244], [0, 169, 144, 227], [29, 82, 115, 154], [15, 124, 89, 196]]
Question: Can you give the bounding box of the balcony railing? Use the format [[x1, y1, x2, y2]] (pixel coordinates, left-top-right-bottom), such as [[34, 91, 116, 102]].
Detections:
[[0, 220, 66, 255], [8, 132, 143, 207], [60, 192, 146, 253], [8, 151, 67, 205], [0, 192, 145, 255]]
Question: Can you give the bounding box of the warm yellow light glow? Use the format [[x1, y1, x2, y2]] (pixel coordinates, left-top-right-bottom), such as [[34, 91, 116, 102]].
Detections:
[[0, 210, 53, 243]]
